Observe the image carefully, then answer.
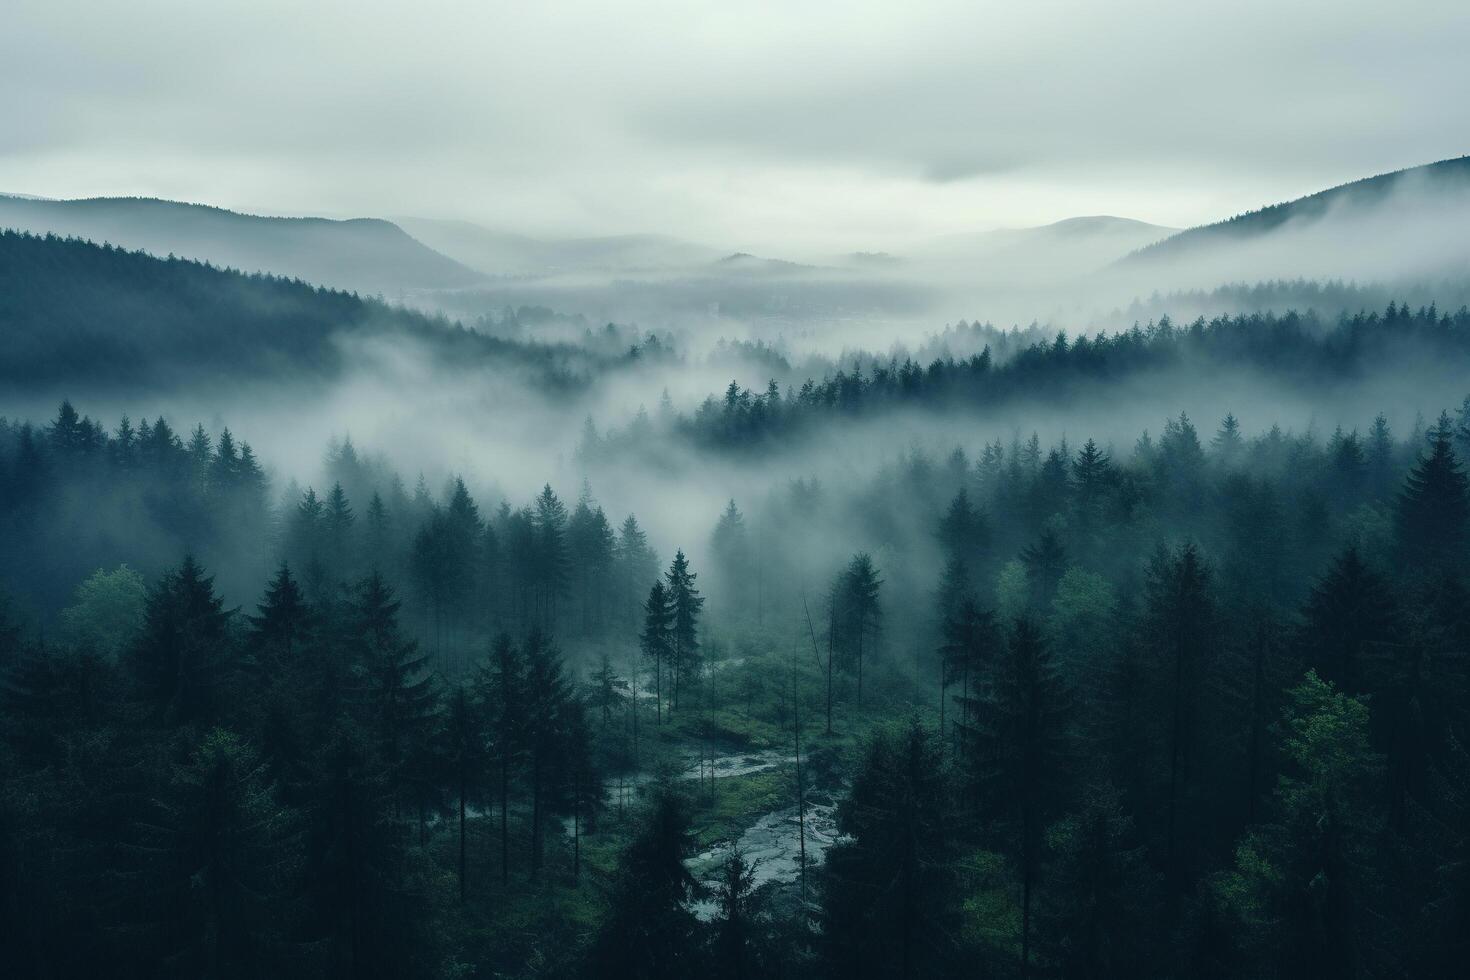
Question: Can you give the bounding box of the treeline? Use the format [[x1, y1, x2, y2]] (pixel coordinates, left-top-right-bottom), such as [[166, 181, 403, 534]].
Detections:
[[580, 303, 1470, 453], [0, 230, 605, 390], [0, 553, 615, 977], [5, 388, 1470, 976], [799, 409, 1470, 977], [0, 403, 672, 665]]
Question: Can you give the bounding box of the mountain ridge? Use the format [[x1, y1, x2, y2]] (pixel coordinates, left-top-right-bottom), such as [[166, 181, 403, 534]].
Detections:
[[0, 194, 483, 294]]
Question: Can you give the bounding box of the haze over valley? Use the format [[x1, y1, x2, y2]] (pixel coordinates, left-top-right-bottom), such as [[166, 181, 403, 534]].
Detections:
[[4, 4, 1470, 979]]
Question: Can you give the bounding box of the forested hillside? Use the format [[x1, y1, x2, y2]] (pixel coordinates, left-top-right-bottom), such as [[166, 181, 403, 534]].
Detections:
[[1127, 155, 1470, 264], [3, 380, 1469, 977], [0, 195, 483, 294], [0, 231, 602, 390]]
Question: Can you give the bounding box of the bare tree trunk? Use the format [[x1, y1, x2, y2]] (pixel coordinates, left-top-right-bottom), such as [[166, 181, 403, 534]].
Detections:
[[458, 768, 467, 902]]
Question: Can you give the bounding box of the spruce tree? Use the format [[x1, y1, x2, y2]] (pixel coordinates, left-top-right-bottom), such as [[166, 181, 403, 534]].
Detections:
[[128, 555, 234, 725], [1397, 412, 1469, 575], [1297, 544, 1398, 696], [665, 550, 704, 711], [966, 617, 1073, 978], [641, 581, 674, 723], [589, 790, 700, 979], [837, 553, 882, 707], [347, 573, 435, 812], [822, 720, 959, 978]]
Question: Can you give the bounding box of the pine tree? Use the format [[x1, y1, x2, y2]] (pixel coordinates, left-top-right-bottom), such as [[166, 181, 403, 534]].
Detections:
[[569, 492, 616, 635], [347, 573, 435, 812], [710, 848, 765, 980], [936, 487, 989, 566], [941, 595, 998, 755], [1297, 545, 1398, 695], [128, 555, 234, 725], [1212, 413, 1244, 466], [303, 723, 426, 979], [641, 581, 674, 723], [665, 550, 704, 711], [137, 728, 302, 975], [965, 617, 1073, 978], [1367, 412, 1397, 499], [364, 491, 390, 569], [247, 562, 317, 787], [710, 499, 752, 615], [523, 630, 572, 876], [1396, 411, 1469, 575], [615, 514, 659, 631], [1071, 438, 1113, 543], [836, 553, 882, 707], [589, 790, 700, 979], [324, 482, 357, 580], [560, 697, 603, 883], [532, 484, 570, 629], [1021, 528, 1068, 611], [1041, 783, 1156, 980], [475, 634, 526, 885], [1141, 542, 1216, 894], [434, 683, 487, 901], [822, 720, 960, 978]]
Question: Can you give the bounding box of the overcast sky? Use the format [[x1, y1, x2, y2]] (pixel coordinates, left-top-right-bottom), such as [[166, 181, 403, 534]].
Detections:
[[3, 0, 1468, 254]]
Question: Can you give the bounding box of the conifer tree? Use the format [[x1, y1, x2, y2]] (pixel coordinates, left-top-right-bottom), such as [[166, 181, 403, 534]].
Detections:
[[1071, 438, 1113, 542], [710, 499, 752, 615], [347, 573, 435, 811], [589, 790, 700, 979], [937, 487, 989, 567], [615, 514, 659, 631], [128, 555, 234, 725], [1141, 542, 1216, 894], [1396, 411, 1469, 575], [966, 617, 1073, 978], [532, 484, 570, 629], [710, 848, 765, 980], [1020, 528, 1068, 611], [941, 595, 997, 753], [641, 581, 674, 723], [138, 728, 302, 976], [523, 630, 572, 876], [665, 550, 704, 711], [1041, 783, 1156, 980], [1213, 672, 1383, 979], [1297, 544, 1398, 695], [822, 720, 959, 978], [475, 633, 525, 885], [303, 723, 426, 979], [836, 553, 882, 707], [434, 683, 487, 901], [324, 482, 356, 580], [1212, 413, 1244, 466]]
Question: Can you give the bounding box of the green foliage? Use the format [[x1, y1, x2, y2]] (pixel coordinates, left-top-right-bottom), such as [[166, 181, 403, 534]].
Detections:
[[58, 564, 146, 658]]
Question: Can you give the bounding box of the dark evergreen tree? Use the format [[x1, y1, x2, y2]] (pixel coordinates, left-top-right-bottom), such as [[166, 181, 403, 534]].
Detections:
[[641, 581, 675, 723], [1397, 412, 1469, 575], [965, 617, 1073, 978], [822, 720, 959, 979], [128, 555, 234, 725], [588, 790, 701, 979], [665, 550, 704, 711]]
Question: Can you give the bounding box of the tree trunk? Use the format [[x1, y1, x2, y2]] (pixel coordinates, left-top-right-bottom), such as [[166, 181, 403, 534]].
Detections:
[[500, 753, 510, 885], [458, 770, 467, 902]]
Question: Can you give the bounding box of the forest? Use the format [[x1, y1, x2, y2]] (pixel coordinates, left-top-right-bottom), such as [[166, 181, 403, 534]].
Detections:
[[3, 366, 1469, 978]]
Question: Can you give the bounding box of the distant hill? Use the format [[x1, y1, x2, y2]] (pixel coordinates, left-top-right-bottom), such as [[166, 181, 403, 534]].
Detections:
[[0, 230, 571, 392], [1118, 155, 1470, 285], [917, 216, 1176, 284], [0, 195, 484, 295], [395, 217, 722, 277]]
